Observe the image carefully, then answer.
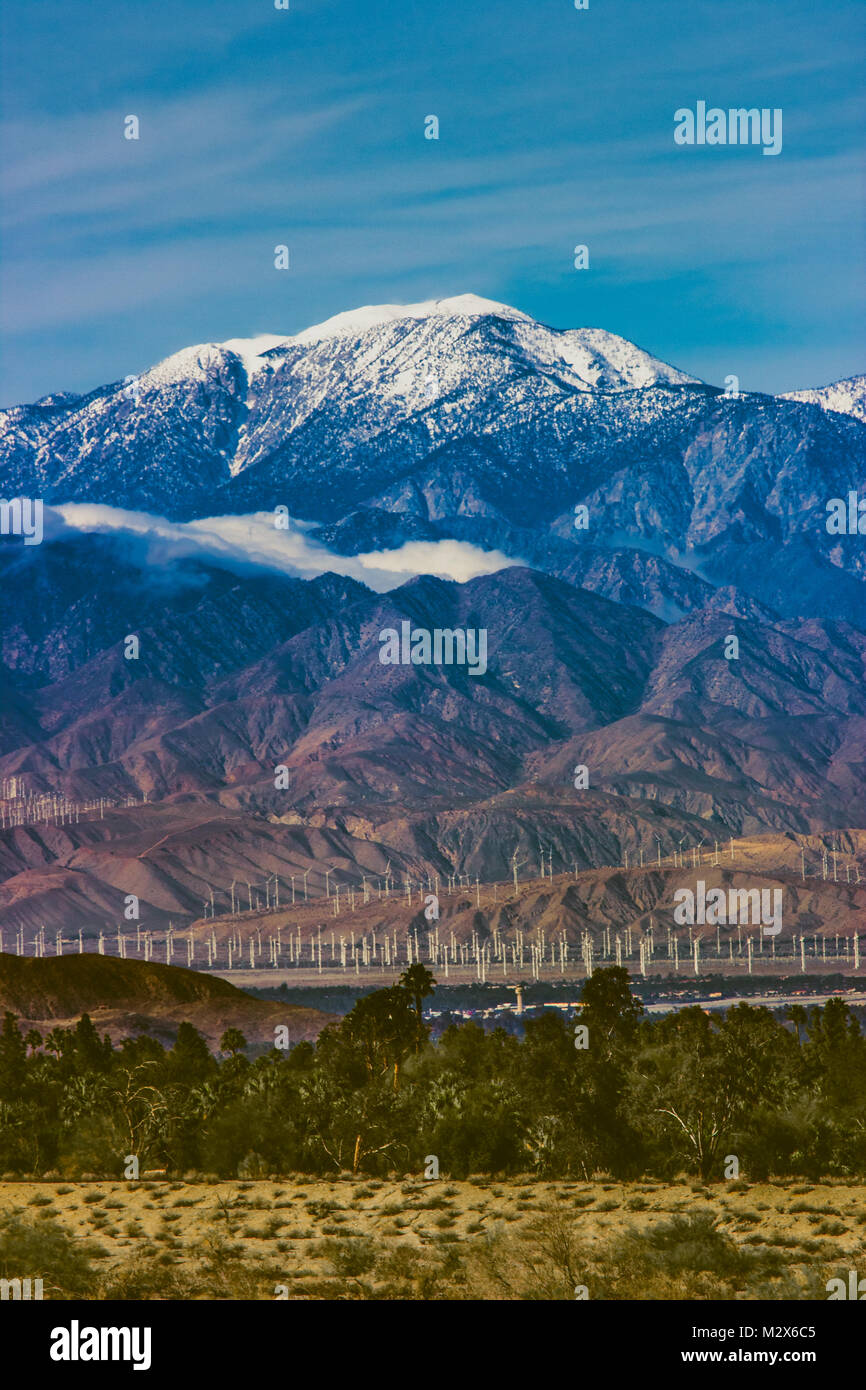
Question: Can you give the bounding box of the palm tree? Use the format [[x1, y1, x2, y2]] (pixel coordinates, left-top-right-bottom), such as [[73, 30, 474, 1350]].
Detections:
[[398, 963, 436, 1050], [785, 1004, 808, 1047], [219, 1028, 247, 1058]]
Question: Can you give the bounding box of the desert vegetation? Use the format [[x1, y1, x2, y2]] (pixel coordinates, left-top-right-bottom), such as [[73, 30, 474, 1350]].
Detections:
[[0, 1175, 863, 1300], [1, 967, 864, 1184], [1, 964, 864, 1298]]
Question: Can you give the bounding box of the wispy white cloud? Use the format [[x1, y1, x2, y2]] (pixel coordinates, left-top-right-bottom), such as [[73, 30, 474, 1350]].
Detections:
[[50, 505, 524, 592]]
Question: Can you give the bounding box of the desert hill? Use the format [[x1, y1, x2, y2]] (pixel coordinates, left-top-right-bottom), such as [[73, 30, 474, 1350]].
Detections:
[[0, 952, 334, 1048], [177, 829, 866, 967]]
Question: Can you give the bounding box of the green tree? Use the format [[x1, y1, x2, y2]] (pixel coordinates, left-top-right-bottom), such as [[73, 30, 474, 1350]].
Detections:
[[219, 1028, 248, 1058], [398, 963, 436, 1050], [804, 997, 866, 1120], [71, 1014, 112, 1074], [0, 1013, 27, 1101], [785, 1004, 808, 1047], [340, 988, 418, 1088], [579, 966, 643, 1057], [171, 1022, 214, 1080]]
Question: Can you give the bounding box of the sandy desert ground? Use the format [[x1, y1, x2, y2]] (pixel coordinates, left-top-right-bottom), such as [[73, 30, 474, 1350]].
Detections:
[[1, 1175, 863, 1301]]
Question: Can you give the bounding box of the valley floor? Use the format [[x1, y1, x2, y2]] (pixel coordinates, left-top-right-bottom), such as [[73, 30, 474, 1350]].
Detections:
[[1, 1176, 863, 1301]]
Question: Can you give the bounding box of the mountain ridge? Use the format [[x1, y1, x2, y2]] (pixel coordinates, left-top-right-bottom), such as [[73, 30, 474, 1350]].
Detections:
[[0, 554, 862, 937], [1, 295, 863, 941]]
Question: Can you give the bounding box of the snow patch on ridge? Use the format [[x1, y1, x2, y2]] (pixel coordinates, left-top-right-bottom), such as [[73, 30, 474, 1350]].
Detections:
[[140, 344, 231, 389], [781, 374, 866, 424], [222, 334, 293, 378]]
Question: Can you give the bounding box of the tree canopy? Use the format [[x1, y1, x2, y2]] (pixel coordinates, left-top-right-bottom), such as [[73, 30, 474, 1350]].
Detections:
[[0, 969, 862, 1182]]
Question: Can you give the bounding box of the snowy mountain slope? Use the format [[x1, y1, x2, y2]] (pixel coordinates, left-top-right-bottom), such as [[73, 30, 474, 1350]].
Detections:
[[1, 297, 865, 933], [1, 295, 863, 621], [288, 293, 531, 344], [781, 374, 866, 425], [0, 296, 702, 510], [220, 293, 697, 390]]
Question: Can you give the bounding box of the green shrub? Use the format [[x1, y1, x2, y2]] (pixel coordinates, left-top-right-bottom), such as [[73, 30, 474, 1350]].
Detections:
[[318, 1237, 377, 1277], [0, 1214, 104, 1298]]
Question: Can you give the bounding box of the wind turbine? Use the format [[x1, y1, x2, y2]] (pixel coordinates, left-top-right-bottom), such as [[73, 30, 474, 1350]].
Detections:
[[511, 839, 525, 895]]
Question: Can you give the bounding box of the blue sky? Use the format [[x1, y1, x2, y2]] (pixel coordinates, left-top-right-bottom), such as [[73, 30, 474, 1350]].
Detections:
[[1, 0, 863, 404]]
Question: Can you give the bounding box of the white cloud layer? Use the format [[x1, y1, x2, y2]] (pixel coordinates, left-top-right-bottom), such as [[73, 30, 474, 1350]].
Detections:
[[51, 504, 523, 592]]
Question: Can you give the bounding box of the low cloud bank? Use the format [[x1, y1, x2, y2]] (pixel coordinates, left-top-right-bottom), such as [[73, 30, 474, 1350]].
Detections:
[[50, 504, 523, 592]]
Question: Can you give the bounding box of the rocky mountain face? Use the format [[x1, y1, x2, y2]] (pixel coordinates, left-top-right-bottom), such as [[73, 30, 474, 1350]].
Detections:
[[2, 296, 864, 621], [0, 547, 862, 937], [0, 297, 863, 938]]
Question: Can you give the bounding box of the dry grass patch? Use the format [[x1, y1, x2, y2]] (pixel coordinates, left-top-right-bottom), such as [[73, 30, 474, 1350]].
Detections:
[[0, 1177, 862, 1299]]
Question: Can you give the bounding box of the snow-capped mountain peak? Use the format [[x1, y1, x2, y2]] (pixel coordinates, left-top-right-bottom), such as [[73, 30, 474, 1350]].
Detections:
[[133, 296, 700, 397], [287, 293, 531, 347], [3, 293, 861, 629], [141, 296, 533, 386]]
